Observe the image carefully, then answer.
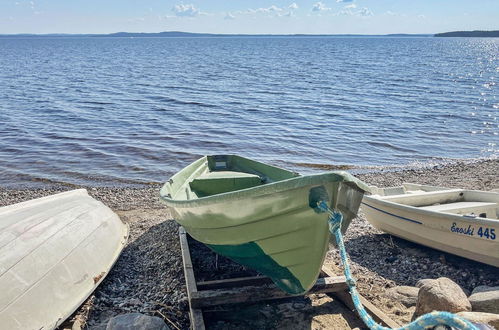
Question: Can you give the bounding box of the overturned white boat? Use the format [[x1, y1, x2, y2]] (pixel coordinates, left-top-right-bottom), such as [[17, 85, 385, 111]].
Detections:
[[362, 183, 499, 267], [0, 189, 129, 329]]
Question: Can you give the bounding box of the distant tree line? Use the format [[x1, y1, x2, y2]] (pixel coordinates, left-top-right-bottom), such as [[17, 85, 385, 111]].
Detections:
[[435, 30, 499, 37]]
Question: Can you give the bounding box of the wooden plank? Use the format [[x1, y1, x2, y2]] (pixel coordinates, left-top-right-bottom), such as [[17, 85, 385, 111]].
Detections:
[[321, 265, 400, 328], [179, 227, 206, 330], [190, 276, 348, 308], [197, 276, 273, 290], [198, 273, 327, 291]]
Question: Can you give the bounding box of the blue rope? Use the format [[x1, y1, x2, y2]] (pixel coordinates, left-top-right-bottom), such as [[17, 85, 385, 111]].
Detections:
[[316, 201, 478, 330]]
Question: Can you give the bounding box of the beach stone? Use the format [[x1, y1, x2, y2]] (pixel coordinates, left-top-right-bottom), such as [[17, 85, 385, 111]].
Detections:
[[416, 279, 433, 288], [106, 313, 170, 330], [457, 312, 499, 329], [385, 286, 419, 307], [72, 320, 82, 330], [128, 298, 142, 306], [404, 248, 428, 258], [413, 277, 471, 318], [468, 286, 499, 314]]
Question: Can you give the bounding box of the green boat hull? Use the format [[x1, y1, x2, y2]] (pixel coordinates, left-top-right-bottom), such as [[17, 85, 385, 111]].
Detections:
[[160, 155, 368, 294]]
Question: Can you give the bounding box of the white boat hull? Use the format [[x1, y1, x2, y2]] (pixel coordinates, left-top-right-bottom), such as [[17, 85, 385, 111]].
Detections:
[[0, 189, 129, 329], [362, 184, 499, 267]]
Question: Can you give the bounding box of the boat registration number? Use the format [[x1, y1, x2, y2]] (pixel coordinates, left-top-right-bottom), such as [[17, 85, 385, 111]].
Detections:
[[450, 222, 496, 240], [477, 227, 496, 240]]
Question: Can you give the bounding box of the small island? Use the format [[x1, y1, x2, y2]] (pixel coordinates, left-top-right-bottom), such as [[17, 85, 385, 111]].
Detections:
[[435, 30, 499, 37]]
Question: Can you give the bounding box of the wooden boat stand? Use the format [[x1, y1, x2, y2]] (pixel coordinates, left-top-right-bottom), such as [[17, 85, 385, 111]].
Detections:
[[179, 227, 399, 329]]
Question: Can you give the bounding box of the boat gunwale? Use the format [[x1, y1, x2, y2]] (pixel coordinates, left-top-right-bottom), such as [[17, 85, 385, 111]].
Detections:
[[161, 170, 369, 208], [362, 193, 498, 226], [0, 189, 89, 215]]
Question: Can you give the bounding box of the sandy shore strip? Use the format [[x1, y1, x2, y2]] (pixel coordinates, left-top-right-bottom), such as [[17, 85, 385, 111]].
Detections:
[[0, 159, 498, 329]]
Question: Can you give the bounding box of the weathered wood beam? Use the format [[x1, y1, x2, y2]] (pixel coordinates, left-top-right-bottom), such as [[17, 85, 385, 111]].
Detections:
[[179, 227, 206, 330], [190, 276, 348, 309]]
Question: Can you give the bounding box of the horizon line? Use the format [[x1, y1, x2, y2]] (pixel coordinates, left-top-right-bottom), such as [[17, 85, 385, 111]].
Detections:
[[1, 30, 497, 37], [0, 30, 436, 37]]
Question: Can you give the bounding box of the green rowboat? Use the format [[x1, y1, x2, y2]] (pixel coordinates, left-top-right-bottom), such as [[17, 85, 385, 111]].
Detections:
[[160, 155, 369, 294]]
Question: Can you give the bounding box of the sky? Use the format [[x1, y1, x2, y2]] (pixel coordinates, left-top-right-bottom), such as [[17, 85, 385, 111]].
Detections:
[[0, 0, 498, 35]]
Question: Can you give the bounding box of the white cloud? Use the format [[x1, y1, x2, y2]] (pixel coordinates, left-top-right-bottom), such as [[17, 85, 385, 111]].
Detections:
[[344, 3, 356, 9], [312, 2, 331, 12], [172, 4, 200, 17], [14, 0, 36, 10], [235, 5, 291, 17], [224, 12, 235, 20], [282, 2, 298, 16], [417, 14, 426, 19], [225, 4, 295, 19], [358, 7, 373, 16], [336, 0, 354, 2], [338, 6, 373, 17], [254, 5, 284, 14]]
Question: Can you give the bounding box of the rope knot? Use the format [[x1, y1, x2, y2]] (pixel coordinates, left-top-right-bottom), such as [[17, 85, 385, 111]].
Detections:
[[316, 201, 343, 234], [316, 201, 329, 213]]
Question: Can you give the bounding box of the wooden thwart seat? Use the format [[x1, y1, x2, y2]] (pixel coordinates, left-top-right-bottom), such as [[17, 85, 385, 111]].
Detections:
[[420, 201, 498, 215], [381, 189, 464, 206], [189, 171, 263, 196]]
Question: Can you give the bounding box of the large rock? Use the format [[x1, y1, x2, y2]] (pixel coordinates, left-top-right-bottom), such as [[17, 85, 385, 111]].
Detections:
[[468, 286, 499, 314], [457, 312, 499, 329], [416, 279, 433, 288], [385, 286, 419, 307], [106, 313, 170, 330], [413, 277, 471, 318]]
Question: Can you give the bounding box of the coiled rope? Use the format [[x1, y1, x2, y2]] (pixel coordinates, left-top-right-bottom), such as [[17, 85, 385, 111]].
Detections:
[[316, 201, 478, 330]]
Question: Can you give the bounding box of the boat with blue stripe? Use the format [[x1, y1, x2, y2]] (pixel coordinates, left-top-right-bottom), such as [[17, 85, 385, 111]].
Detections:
[[362, 183, 499, 267]]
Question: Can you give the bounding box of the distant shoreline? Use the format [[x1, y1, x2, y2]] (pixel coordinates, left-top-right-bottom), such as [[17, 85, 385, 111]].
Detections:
[[1, 30, 498, 38], [435, 30, 499, 37], [0, 31, 434, 38]]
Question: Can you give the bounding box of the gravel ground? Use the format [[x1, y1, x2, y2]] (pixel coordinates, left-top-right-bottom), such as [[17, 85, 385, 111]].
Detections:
[[0, 159, 497, 329]]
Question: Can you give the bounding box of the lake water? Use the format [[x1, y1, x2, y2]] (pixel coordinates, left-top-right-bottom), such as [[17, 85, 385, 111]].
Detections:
[[0, 37, 497, 186]]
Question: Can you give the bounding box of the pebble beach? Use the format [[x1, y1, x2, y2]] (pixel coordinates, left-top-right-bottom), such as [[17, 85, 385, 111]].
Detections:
[[1, 158, 498, 329]]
